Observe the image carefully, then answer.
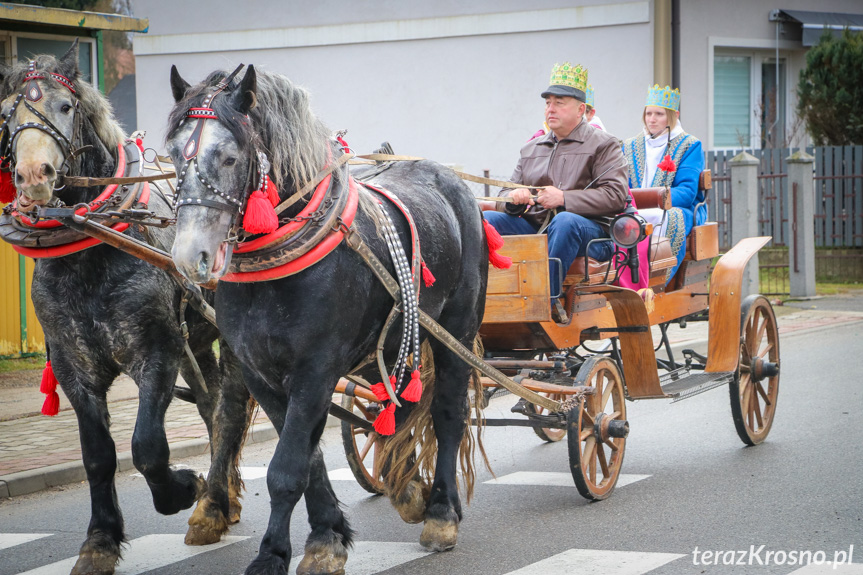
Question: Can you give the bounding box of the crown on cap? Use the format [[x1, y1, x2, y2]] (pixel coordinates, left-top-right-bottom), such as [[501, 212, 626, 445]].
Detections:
[[645, 84, 681, 111], [586, 84, 595, 108], [549, 62, 588, 94]]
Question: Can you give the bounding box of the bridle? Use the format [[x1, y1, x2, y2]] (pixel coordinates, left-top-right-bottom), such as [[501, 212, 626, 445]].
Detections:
[[0, 61, 86, 190], [172, 64, 268, 239]]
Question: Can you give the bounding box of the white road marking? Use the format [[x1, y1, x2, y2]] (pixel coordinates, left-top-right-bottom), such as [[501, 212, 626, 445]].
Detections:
[[502, 548, 685, 575], [328, 467, 369, 481], [484, 471, 651, 488], [0, 534, 51, 551], [132, 466, 267, 480], [287, 541, 432, 575], [15, 534, 248, 575]]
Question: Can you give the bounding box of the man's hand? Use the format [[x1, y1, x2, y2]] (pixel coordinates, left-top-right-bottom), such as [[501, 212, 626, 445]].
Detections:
[[506, 188, 535, 206], [535, 186, 565, 209]]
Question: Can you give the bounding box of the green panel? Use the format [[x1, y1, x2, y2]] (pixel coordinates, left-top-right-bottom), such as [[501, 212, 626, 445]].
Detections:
[[714, 55, 750, 148], [16, 36, 92, 83]]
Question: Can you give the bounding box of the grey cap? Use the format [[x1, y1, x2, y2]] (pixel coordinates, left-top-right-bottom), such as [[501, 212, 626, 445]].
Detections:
[[541, 84, 586, 101]]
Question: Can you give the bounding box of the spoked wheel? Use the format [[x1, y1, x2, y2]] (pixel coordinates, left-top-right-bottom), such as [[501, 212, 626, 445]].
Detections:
[[340, 394, 385, 494], [567, 356, 628, 501], [531, 388, 569, 442], [729, 295, 780, 446]]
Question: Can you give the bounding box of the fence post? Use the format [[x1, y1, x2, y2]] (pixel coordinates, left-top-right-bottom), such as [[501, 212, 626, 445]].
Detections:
[[729, 151, 761, 298], [786, 150, 817, 297]]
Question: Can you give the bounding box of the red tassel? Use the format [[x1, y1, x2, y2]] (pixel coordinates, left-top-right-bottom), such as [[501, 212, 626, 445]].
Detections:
[[135, 137, 145, 153], [370, 382, 390, 402], [421, 262, 436, 287], [42, 391, 60, 416], [373, 402, 396, 436], [483, 219, 505, 251], [40, 361, 59, 394], [264, 177, 279, 207], [242, 189, 278, 234], [488, 249, 512, 269], [657, 154, 676, 172], [401, 370, 422, 402], [0, 169, 16, 204]]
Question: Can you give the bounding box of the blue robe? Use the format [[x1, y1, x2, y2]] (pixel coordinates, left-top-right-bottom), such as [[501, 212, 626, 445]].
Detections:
[[622, 132, 707, 279]]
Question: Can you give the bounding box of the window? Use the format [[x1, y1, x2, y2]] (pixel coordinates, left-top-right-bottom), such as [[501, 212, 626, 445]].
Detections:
[[9, 33, 96, 87], [713, 51, 789, 149]]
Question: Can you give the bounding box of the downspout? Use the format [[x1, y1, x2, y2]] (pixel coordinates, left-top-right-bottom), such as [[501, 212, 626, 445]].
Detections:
[[671, 0, 680, 90], [18, 254, 27, 354]]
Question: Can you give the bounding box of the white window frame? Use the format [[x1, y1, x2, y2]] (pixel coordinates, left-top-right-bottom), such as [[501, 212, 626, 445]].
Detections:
[[707, 36, 800, 151], [9, 32, 97, 88], [0, 34, 11, 66]]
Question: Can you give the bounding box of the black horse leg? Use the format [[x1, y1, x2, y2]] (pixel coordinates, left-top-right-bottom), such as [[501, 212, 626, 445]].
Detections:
[[132, 359, 205, 516], [420, 338, 473, 552], [60, 367, 125, 575], [245, 382, 336, 575], [186, 342, 254, 545]]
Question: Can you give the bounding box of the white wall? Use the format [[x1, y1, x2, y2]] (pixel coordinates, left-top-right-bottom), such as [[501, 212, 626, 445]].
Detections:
[[133, 1, 653, 178]]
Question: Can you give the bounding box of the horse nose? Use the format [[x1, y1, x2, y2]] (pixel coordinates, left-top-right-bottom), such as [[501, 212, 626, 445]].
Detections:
[[14, 162, 54, 188]]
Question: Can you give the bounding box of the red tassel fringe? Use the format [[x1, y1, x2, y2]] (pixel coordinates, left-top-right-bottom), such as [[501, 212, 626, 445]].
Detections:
[[0, 169, 16, 204], [42, 392, 60, 416], [483, 219, 512, 269], [135, 137, 145, 153], [421, 262, 436, 287], [40, 361, 60, 416], [370, 382, 390, 402], [373, 402, 396, 435], [401, 370, 422, 402], [242, 189, 278, 234], [264, 177, 279, 207], [657, 154, 676, 172]]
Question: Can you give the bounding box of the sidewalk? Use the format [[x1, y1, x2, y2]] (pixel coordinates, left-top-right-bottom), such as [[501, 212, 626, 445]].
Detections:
[[1, 295, 862, 499]]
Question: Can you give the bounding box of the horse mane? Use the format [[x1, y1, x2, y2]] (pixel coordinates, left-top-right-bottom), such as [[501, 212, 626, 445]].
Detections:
[[166, 68, 330, 193], [1, 54, 125, 150]]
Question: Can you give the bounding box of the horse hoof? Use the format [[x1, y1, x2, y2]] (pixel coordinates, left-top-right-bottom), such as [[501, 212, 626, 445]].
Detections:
[[296, 540, 348, 575], [70, 550, 118, 575], [228, 496, 243, 525], [390, 480, 426, 524], [420, 518, 458, 552], [185, 499, 229, 545]]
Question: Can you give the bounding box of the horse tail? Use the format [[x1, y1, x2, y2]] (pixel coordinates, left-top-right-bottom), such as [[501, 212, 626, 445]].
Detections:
[[378, 337, 490, 505]]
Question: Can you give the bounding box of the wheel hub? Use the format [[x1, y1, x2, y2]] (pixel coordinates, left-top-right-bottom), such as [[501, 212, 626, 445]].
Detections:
[[593, 412, 630, 442], [750, 357, 779, 382]]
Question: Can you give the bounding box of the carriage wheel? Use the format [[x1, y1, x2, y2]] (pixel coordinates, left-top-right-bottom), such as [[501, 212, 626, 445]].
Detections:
[[531, 390, 569, 442], [340, 394, 385, 494], [566, 356, 627, 501], [729, 295, 780, 446]]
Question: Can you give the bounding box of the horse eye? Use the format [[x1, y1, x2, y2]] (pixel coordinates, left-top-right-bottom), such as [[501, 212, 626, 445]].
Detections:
[[61, 104, 72, 114], [223, 157, 237, 167]]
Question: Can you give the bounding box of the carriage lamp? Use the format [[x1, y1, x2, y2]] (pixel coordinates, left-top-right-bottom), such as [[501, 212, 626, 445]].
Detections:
[[610, 211, 649, 248]]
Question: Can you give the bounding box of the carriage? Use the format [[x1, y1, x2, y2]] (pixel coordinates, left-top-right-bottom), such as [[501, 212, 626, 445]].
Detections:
[[338, 171, 780, 501]]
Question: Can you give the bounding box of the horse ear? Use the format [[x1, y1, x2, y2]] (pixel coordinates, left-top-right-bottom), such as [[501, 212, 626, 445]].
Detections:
[[233, 65, 257, 115], [58, 39, 80, 81], [170, 65, 191, 103]]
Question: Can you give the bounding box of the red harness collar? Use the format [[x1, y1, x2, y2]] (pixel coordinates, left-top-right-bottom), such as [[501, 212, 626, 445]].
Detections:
[[9, 142, 151, 258]]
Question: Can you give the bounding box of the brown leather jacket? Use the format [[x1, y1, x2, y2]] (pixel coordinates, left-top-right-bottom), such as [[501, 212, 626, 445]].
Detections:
[[497, 119, 629, 228]]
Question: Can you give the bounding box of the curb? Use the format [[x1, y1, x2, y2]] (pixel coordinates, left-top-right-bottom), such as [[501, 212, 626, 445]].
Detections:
[[0, 415, 340, 499]]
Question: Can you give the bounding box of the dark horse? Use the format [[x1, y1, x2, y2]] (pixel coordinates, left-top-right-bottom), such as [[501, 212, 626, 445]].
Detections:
[[0, 43, 252, 574], [167, 64, 488, 574]]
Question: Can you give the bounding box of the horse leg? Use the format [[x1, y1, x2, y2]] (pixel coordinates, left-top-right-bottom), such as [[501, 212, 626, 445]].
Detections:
[[133, 360, 206, 516], [245, 382, 337, 575], [296, 445, 355, 575], [55, 364, 123, 575], [419, 339, 472, 552], [186, 342, 254, 545]]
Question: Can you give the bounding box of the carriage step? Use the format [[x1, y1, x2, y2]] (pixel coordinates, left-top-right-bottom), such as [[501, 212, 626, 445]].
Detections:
[[661, 371, 735, 402]]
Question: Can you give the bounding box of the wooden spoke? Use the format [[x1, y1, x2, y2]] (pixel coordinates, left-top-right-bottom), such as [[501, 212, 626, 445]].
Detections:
[[340, 395, 385, 494], [597, 443, 610, 478], [603, 438, 619, 451], [757, 342, 774, 359], [755, 381, 771, 405], [583, 436, 597, 463], [358, 433, 376, 460]]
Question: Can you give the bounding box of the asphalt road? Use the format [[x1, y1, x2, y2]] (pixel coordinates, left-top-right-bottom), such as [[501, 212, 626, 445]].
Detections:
[[1, 320, 861, 575]]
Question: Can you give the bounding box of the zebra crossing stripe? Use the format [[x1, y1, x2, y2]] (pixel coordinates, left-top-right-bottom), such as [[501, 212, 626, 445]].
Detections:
[[287, 541, 432, 575], [328, 467, 366, 481], [502, 548, 685, 575], [15, 534, 248, 575], [0, 534, 51, 551], [484, 471, 651, 488], [132, 466, 268, 481]]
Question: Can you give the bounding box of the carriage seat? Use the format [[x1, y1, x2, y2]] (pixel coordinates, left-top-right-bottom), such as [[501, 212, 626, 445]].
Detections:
[[562, 236, 675, 287]]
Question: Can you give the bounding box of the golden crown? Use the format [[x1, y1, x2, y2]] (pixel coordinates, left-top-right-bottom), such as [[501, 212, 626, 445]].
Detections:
[[549, 62, 588, 94], [645, 84, 681, 111], [586, 84, 595, 108]]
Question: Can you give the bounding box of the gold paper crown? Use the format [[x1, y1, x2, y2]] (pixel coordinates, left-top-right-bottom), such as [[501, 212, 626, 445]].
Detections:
[[645, 84, 681, 111], [586, 84, 595, 108], [549, 62, 588, 95]]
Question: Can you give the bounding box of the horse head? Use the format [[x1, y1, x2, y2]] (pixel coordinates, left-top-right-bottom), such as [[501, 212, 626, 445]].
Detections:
[[0, 40, 124, 211], [166, 64, 261, 284]]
